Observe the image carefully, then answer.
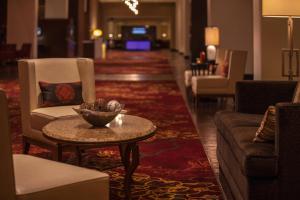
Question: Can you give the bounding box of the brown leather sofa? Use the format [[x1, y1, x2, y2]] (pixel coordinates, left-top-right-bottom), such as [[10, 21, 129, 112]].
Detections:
[[214, 81, 300, 200]]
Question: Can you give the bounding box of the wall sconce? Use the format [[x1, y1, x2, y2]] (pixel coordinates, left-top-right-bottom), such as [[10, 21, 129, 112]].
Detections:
[[91, 29, 103, 40]]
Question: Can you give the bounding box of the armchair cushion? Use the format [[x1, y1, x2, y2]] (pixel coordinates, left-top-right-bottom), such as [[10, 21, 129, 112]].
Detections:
[[31, 105, 79, 130], [39, 81, 83, 107], [14, 154, 109, 200], [192, 75, 228, 88]]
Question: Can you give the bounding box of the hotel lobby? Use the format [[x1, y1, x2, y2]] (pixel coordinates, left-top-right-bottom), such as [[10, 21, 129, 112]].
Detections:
[[1, 0, 300, 199]]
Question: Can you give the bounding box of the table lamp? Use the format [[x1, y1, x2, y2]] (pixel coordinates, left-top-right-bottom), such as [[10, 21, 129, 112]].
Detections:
[[263, 0, 300, 80], [205, 27, 220, 62]]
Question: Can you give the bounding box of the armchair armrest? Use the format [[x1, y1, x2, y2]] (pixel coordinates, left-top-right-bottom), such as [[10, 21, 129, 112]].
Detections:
[[235, 81, 297, 114], [276, 103, 300, 197]]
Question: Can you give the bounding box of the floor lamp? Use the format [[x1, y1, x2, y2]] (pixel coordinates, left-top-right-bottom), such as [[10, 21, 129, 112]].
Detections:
[[263, 0, 300, 80]]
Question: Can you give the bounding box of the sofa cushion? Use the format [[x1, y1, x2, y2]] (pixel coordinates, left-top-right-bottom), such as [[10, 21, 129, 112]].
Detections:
[[215, 111, 277, 177], [31, 105, 79, 130], [214, 110, 263, 132], [226, 126, 277, 177]]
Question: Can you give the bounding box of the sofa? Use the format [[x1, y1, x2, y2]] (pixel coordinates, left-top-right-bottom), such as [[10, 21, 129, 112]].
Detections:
[[214, 81, 300, 200]]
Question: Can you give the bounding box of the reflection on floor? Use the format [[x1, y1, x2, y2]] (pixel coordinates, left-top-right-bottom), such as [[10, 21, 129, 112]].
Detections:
[[95, 74, 174, 81]]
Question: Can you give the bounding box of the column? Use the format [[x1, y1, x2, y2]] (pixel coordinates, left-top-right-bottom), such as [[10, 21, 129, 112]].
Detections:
[[7, 0, 38, 58]]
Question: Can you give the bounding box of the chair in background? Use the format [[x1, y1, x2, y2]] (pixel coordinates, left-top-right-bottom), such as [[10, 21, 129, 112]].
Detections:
[[0, 89, 109, 200], [18, 58, 96, 160], [184, 48, 228, 88], [191, 50, 247, 103]]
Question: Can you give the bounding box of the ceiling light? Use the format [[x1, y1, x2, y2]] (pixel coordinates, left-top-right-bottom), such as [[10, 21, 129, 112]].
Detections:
[[123, 0, 139, 15]]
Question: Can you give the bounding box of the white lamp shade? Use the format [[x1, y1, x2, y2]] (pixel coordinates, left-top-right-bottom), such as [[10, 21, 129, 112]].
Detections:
[[205, 27, 220, 46], [263, 0, 300, 18]]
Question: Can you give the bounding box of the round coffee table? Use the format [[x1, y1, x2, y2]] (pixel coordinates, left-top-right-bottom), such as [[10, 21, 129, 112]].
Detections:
[[43, 114, 156, 198]]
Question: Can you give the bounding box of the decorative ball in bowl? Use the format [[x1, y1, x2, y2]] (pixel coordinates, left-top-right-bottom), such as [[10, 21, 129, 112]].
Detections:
[[73, 99, 124, 127]]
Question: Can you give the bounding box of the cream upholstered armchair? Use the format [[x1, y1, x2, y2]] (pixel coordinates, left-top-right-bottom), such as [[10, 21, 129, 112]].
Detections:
[[18, 58, 96, 160], [0, 90, 109, 200], [191, 50, 247, 100]]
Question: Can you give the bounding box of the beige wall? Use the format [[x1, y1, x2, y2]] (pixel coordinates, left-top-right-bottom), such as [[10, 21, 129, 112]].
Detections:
[[175, 0, 190, 56], [208, 0, 254, 74], [253, 0, 262, 80], [90, 0, 99, 31], [261, 17, 300, 80], [45, 0, 69, 19], [7, 0, 38, 58]]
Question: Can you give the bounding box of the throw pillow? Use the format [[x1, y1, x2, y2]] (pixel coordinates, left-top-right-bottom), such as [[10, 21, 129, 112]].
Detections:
[[293, 82, 300, 103], [220, 50, 230, 77], [253, 106, 276, 143], [39, 81, 83, 107], [221, 61, 229, 77]]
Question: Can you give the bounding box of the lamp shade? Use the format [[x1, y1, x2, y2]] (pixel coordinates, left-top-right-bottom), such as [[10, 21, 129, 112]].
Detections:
[[205, 27, 220, 46], [263, 0, 300, 18]]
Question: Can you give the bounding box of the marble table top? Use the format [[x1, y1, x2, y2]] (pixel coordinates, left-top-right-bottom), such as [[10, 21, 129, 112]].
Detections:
[[43, 114, 156, 144]]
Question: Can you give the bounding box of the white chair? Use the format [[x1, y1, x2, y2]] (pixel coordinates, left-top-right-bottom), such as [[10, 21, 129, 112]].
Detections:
[[18, 58, 96, 160], [191, 50, 247, 99], [0, 89, 109, 200], [184, 49, 228, 87]]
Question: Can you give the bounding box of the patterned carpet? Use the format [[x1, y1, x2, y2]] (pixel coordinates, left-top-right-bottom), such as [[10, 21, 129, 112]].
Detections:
[[0, 51, 222, 199], [94, 50, 172, 75]]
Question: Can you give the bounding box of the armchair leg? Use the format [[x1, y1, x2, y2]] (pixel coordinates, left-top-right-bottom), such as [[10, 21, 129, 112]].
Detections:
[[52, 144, 63, 161], [22, 138, 30, 154]]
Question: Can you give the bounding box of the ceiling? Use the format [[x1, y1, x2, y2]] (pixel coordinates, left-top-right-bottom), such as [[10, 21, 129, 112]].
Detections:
[[99, 0, 176, 3]]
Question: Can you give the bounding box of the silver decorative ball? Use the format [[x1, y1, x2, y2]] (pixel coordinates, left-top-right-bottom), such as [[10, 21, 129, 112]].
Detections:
[[106, 100, 122, 112]]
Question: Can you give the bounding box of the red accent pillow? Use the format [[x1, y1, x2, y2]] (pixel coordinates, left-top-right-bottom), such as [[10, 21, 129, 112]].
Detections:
[[39, 81, 83, 107], [221, 61, 229, 77]]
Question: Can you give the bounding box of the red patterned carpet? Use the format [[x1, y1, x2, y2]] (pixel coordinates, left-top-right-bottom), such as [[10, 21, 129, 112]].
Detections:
[[0, 51, 222, 199], [94, 50, 172, 75]]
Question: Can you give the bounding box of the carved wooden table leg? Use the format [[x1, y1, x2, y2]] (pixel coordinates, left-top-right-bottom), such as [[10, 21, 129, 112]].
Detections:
[[119, 142, 140, 199]]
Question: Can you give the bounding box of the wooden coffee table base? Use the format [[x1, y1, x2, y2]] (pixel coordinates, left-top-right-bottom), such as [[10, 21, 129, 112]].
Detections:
[[43, 115, 156, 200], [119, 142, 139, 199]]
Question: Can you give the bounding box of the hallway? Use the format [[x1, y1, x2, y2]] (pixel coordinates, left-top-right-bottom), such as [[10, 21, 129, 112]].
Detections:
[[0, 50, 224, 199]]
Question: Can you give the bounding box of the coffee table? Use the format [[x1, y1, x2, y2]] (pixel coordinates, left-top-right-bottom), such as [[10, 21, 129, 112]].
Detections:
[[43, 114, 156, 198]]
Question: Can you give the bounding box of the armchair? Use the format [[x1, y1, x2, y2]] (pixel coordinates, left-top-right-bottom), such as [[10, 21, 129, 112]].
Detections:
[[184, 48, 228, 87], [18, 58, 96, 160], [191, 50, 247, 100], [0, 89, 109, 200]]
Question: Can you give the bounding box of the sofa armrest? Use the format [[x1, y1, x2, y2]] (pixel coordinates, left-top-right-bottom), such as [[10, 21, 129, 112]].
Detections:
[[276, 103, 300, 197], [235, 81, 297, 114]]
